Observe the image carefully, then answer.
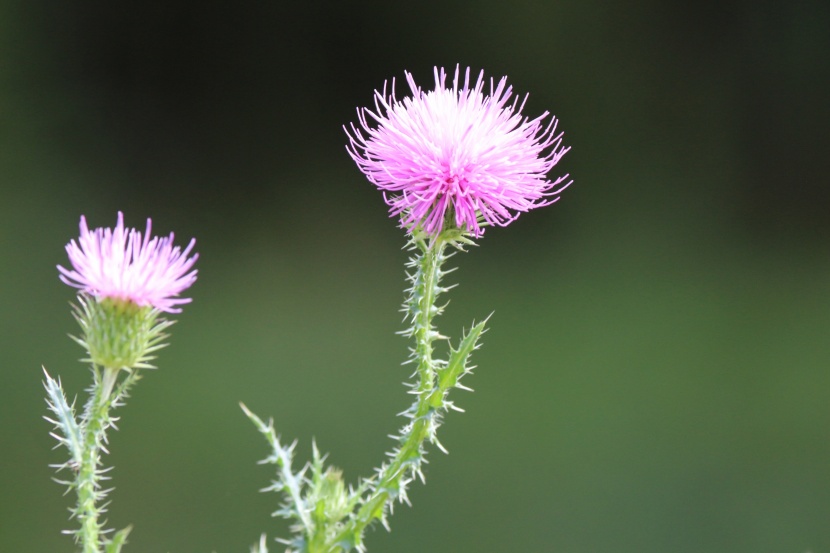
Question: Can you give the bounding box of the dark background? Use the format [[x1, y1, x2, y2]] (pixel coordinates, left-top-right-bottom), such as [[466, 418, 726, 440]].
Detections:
[[2, 1, 830, 552]]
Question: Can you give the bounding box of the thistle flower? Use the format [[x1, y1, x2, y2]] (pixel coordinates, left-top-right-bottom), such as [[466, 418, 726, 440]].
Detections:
[[57, 212, 198, 372], [58, 212, 198, 313], [46, 213, 198, 551], [346, 65, 571, 238]]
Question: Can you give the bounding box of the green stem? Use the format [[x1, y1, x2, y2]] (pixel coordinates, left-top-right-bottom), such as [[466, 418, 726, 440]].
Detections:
[[76, 367, 139, 553], [77, 370, 107, 553], [327, 234, 449, 552], [415, 236, 444, 391], [245, 229, 486, 552], [241, 404, 314, 536]]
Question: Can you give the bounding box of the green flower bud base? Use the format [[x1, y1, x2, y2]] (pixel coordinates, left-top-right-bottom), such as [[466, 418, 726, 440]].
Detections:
[[72, 295, 172, 374]]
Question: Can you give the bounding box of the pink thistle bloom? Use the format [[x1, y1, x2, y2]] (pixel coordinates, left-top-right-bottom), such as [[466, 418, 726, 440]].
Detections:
[[346, 66, 571, 238], [58, 212, 198, 313]]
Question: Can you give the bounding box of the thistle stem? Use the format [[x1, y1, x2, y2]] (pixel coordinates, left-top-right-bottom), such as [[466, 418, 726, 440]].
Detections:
[[328, 233, 450, 551], [248, 229, 484, 553], [77, 370, 107, 553], [414, 236, 444, 391], [76, 367, 140, 553]]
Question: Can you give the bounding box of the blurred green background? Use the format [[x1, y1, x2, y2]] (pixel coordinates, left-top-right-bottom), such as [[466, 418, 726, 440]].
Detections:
[[2, 1, 829, 551]]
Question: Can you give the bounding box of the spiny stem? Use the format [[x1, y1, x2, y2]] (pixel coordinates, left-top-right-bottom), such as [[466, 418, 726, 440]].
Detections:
[[247, 229, 483, 553], [77, 373, 106, 553], [76, 367, 140, 553], [329, 233, 453, 550], [241, 403, 314, 536], [414, 235, 445, 390]]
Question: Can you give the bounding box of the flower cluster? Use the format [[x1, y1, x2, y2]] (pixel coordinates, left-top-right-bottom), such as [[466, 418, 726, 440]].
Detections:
[[346, 65, 571, 237], [58, 212, 198, 313]]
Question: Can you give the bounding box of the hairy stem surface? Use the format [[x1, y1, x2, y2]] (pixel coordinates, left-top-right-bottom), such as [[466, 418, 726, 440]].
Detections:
[[247, 229, 485, 553], [75, 367, 139, 553], [328, 230, 483, 552]]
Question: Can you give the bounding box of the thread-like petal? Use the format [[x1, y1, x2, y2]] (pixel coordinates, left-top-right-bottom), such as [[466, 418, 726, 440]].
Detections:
[[58, 212, 198, 313], [346, 66, 571, 237]]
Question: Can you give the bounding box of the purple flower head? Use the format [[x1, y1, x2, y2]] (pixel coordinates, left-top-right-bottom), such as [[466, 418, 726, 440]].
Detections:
[[346, 66, 571, 238], [58, 212, 198, 313]]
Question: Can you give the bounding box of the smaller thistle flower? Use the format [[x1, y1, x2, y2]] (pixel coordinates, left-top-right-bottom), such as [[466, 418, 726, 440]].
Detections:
[[58, 211, 198, 313], [58, 212, 198, 373], [346, 65, 572, 238]]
